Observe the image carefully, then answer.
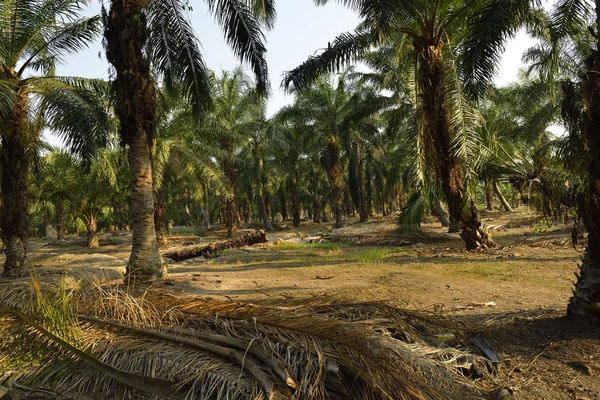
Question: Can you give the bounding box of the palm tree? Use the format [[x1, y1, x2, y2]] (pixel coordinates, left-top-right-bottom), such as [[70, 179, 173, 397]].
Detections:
[[282, 0, 523, 248], [0, 0, 109, 278], [281, 71, 387, 228], [271, 106, 316, 227], [201, 69, 264, 236], [152, 92, 228, 246], [103, 0, 273, 281], [520, 1, 600, 318]]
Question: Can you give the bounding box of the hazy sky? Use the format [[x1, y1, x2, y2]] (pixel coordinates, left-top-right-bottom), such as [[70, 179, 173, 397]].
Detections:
[[51, 1, 538, 143]]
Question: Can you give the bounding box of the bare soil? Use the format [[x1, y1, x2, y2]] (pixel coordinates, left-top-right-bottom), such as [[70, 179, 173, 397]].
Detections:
[[4, 208, 600, 399]]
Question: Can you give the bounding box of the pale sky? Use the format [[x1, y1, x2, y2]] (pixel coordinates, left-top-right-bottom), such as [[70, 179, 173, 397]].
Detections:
[[49, 1, 541, 144]]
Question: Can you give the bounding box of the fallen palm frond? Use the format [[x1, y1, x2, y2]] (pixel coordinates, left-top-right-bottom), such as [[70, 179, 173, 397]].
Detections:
[[0, 277, 491, 399]]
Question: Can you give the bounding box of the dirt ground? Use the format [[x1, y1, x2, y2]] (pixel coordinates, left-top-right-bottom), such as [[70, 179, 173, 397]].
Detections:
[[4, 208, 600, 399]]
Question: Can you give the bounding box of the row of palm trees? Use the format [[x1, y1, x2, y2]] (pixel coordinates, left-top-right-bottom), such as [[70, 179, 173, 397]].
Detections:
[[1, 0, 599, 319]]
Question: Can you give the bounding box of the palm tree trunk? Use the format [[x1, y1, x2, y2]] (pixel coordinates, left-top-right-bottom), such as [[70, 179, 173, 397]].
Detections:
[[417, 43, 493, 249], [222, 159, 238, 236], [56, 200, 65, 240], [86, 214, 99, 249], [431, 201, 450, 228], [493, 182, 513, 212], [358, 147, 368, 223], [321, 200, 329, 223], [312, 171, 321, 223], [485, 182, 494, 211], [568, 7, 600, 318], [241, 194, 250, 224], [105, 0, 166, 282], [278, 185, 288, 221], [258, 193, 273, 232], [154, 185, 169, 248], [327, 135, 344, 228], [0, 95, 29, 278], [0, 137, 29, 278], [291, 173, 301, 228]]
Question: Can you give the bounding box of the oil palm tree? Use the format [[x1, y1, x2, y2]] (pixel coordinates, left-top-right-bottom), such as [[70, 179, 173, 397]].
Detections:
[[281, 71, 388, 228], [152, 92, 228, 246], [282, 0, 531, 248], [103, 0, 274, 281], [519, 0, 600, 318], [0, 0, 110, 278], [201, 69, 264, 236]]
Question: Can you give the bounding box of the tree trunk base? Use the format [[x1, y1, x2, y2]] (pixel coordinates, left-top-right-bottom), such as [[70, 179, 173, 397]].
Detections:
[[568, 231, 600, 320], [459, 199, 496, 249], [87, 233, 99, 249], [2, 236, 28, 278], [459, 224, 495, 250]]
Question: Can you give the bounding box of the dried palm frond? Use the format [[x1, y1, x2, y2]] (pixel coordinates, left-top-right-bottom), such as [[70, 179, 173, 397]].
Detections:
[[1, 278, 489, 399]]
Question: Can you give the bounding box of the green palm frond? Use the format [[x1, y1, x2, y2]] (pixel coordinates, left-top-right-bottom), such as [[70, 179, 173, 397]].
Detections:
[[147, 0, 212, 116], [205, 0, 271, 94], [397, 192, 424, 233], [281, 29, 372, 91], [29, 76, 112, 163], [0, 78, 17, 119], [247, 0, 277, 29], [462, 0, 541, 99], [17, 15, 102, 77]]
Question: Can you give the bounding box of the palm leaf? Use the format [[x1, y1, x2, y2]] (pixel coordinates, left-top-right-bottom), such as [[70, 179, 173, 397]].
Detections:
[[147, 0, 212, 116], [205, 0, 270, 94]]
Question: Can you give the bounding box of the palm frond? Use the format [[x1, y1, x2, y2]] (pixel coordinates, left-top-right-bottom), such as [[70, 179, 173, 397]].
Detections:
[[281, 29, 372, 92], [462, 0, 541, 99], [205, 0, 270, 94], [147, 0, 212, 116]]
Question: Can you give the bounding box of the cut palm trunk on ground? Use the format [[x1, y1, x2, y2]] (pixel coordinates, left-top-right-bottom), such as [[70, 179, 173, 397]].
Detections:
[[162, 230, 268, 262]]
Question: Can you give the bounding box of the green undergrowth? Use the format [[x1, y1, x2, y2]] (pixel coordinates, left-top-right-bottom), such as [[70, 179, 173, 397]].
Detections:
[[273, 242, 409, 265]]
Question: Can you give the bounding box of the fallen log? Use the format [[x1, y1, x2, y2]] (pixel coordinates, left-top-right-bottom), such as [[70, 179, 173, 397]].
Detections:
[[162, 230, 268, 262]]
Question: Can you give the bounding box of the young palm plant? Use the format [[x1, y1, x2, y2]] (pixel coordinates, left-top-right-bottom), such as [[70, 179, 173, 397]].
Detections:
[[0, 0, 110, 277], [103, 0, 274, 280]]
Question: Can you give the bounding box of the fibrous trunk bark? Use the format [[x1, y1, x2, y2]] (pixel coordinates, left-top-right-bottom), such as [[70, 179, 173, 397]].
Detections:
[[105, 0, 166, 282], [0, 91, 29, 278], [86, 215, 99, 249], [154, 184, 169, 248], [326, 135, 344, 228], [417, 42, 493, 249], [568, 7, 600, 318]]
